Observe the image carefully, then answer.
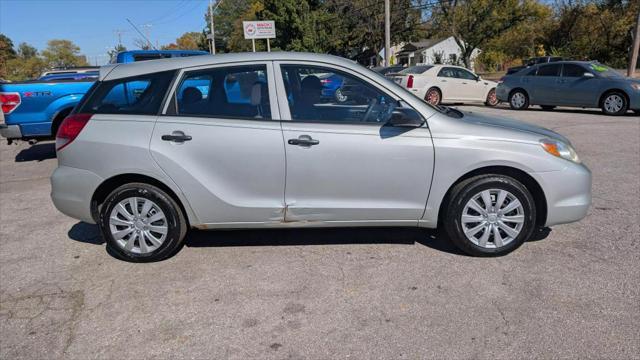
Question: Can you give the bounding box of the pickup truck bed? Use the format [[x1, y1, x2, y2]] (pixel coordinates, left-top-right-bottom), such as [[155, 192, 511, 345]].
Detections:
[[0, 79, 95, 141]]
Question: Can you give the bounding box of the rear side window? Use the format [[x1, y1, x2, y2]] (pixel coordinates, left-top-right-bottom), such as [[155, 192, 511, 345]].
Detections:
[[174, 65, 270, 119], [400, 65, 433, 74], [79, 70, 175, 115], [562, 64, 586, 77], [537, 64, 561, 77]]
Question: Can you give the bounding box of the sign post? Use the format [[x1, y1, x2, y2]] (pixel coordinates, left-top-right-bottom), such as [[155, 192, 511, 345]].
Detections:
[[243, 21, 276, 52]]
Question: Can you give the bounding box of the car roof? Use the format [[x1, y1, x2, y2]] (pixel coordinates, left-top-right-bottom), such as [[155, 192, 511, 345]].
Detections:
[[101, 52, 359, 81]]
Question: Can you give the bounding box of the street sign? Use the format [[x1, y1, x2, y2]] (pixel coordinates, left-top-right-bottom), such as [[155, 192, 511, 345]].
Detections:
[[243, 21, 276, 39]]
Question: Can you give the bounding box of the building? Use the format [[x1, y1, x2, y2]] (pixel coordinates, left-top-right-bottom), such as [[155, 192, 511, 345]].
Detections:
[[395, 36, 480, 69]]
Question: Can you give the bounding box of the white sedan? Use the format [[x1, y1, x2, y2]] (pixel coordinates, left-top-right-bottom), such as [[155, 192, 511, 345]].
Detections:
[[389, 65, 499, 107]]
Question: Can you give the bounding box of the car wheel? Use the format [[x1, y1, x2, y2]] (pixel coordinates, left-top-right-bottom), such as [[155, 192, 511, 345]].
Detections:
[[444, 175, 536, 256], [508, 90, 529, 110], [601, 91, 628, 116], [540, 105, 555, 111], [425, 88, 441, 106], [99, 182, 187, 262], [485, 88, 499, 107]]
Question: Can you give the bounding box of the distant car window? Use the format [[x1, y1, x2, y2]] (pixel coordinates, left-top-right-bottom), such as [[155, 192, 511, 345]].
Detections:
[[399, 65, 433, 74], [454, 68, 477, 80], [280, 64, 395, 124], [133, 53, 172, 62], [563, 64, 587, 77], [175, 65, 270, 119], [537, 64, 561, 77], [588, 63, 623, 78], [80, 70, 175, 115], [437, 67, 457, 78], [525, 68, 537, 76]]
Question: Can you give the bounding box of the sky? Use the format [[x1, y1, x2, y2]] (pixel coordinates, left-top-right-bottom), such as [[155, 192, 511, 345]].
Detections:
[[0, 0, 211, 65]]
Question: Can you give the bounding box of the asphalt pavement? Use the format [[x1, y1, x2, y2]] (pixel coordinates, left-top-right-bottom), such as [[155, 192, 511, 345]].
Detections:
[[1, 105, 638, 359]]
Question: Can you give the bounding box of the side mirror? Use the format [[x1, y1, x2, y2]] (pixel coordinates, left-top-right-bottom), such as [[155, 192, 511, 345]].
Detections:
[[583, 72, 595, 78], [476, 76, 482, 81], [387, 107, 424, 127]]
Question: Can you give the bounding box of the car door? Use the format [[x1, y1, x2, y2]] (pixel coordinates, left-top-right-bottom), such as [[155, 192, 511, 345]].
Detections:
[[454, 68, 486, 101], [275, 62, 435, 223], [436, 67, 463, 101], [149, 62, 286, 225], [530, 63, 562, 105], [557, 63, 598, 106]]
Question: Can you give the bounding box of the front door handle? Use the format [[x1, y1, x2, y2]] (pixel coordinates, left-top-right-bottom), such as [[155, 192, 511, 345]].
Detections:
[[161, 131, 192, 143], [288, 135, 319, 147]]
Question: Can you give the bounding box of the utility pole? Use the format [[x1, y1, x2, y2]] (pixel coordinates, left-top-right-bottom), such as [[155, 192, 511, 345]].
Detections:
[[384, 0, 390, 67], [209, 0, 222, 54], [628, 11, 640, 77], [113, 29, 126, 47]]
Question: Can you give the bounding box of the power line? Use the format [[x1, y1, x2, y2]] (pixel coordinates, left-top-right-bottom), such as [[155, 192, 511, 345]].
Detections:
[[126, 18, 158, 50]]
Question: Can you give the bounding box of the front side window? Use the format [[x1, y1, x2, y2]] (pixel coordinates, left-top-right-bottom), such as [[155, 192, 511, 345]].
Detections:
[[454, 68, 477, 80], [562, 64, 587, 78], [280, 65, 396, 124], [537, 64, 561, 77], [80, 70, 175, 115], [437, 67, 456, 78], [175, 65, 270, 119]]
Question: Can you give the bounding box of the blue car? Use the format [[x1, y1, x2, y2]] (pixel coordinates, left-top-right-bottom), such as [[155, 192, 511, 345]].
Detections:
[[497, 61, 640, 116]]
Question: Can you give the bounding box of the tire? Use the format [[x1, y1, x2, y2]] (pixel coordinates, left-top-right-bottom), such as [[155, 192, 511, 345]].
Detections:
[[508, 89, 529, 110], [540, 105, 555, 111], [485, 88, 499, 107], [99, 183, 187, 262], [601, 91, 628, 116], [443, 175, 536, 256], [425, 87, 441, 106]]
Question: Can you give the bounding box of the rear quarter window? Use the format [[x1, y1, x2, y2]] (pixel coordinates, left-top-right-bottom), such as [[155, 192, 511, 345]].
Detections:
[[79, 70, 175, 115]]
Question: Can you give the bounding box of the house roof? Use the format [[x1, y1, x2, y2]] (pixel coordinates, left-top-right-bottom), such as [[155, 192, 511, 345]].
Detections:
[[396, 38, 447, 56]]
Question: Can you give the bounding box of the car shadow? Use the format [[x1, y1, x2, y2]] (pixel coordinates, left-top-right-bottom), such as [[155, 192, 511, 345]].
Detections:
[[455, 104, 638, 117], [15, 142, 56, 162], [67, 222, 552, 258]]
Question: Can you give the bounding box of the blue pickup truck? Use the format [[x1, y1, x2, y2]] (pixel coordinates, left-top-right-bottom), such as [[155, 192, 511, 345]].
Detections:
[[0, 50, 208, 143]]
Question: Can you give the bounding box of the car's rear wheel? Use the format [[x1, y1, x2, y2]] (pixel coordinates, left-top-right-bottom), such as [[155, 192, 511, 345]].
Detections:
[[99, 183, 187, 262], [444, 175, 536, 256], [601, 91, 628, 116], [508, 90, 529, 110], [540, 105, 555, 111], [485, 88, 499, 107], [425, 88, 441, 106]]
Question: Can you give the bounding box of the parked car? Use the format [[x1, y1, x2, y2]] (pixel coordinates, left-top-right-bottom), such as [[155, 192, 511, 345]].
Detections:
[[372, 65, 404, 76], [389, 64, 499, 107], [0, 50, 209, 143], [497, 61, 640, 115], [50, 52, 591, 262], [506, 56, 564, 75]]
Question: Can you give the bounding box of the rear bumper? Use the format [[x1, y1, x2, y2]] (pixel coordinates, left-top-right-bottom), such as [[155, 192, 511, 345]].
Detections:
[[531, 162, 592, 227], [0, 124, 22, 139], [50, 166, 103, 224]]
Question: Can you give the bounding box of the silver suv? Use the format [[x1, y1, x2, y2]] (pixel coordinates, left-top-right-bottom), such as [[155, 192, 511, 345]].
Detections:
[[51, 52, 591, 262]]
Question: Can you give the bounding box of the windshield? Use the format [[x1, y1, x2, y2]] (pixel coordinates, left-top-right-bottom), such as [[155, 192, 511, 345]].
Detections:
[[399, 65, 433, 75], [588, 63, 623, 78]]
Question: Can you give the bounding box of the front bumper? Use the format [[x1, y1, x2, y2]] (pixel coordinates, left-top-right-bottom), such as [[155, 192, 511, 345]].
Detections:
[[51, 166, 103, 224], [531, 162, 592, 227], [0, 124, 22, 139]]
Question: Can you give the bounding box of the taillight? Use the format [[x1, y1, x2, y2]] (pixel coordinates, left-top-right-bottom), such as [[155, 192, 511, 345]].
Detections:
[[0, 92, 21, 114], [56, 113, 92, 151], [407, 75, 414, 88]]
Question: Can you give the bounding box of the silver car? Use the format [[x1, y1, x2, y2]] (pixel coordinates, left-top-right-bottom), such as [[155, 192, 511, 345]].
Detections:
[[51, 52, 591, 262]]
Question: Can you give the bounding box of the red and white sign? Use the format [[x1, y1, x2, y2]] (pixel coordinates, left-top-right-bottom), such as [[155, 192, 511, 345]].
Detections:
[[243, 21, 276, 39]]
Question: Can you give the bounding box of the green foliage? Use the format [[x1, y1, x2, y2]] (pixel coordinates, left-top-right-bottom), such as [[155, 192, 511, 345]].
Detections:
[[41, 39, 88, 68], [17, 42, 38, 59], [0, 33, 17, 79]]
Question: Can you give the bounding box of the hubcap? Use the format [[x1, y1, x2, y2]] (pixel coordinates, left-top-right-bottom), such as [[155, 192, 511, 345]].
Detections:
[[511, 92, 525, 108], [109, 197, 168, 254], [488, 90, 497, 105], [461, 189, 525, 249], [604, 95, 623, 113]]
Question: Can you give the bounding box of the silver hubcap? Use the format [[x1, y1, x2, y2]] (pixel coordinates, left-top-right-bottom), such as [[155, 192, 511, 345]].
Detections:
[[603, 95, 623, 113], [461, 189, 525, 249], [511, 92, 526, 108], [109, 197, 168, 254]]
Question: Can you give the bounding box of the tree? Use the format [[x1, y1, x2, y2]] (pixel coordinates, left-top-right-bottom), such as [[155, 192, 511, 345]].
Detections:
[[0, 34, 16, 78], [176, 32, 204, 50], [107, 44, 127, 63], [17, 42, 38, 59], [431, 0, 546, 68], [41, 39, 88, 68]]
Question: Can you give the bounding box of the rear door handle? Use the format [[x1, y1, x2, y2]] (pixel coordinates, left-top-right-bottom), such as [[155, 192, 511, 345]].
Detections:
[[288, 135, 319, 147], [161, 131, 192, 143]]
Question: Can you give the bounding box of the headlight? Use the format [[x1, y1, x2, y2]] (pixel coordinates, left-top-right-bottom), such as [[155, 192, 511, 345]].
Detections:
[[631, 83, 640, 91], [540, 138, 581, 163]]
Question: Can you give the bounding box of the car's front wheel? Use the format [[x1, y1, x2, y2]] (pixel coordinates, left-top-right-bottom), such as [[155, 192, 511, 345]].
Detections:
[[99, 183, 187, 262], [601, 91, 628, 116], [425, 87, 441, 106], [444, 175, 536, 256], [508, 90, 529, 110]]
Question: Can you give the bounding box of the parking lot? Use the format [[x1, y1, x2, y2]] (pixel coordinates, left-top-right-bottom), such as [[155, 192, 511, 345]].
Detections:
[[0, 105, 638, 359]]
